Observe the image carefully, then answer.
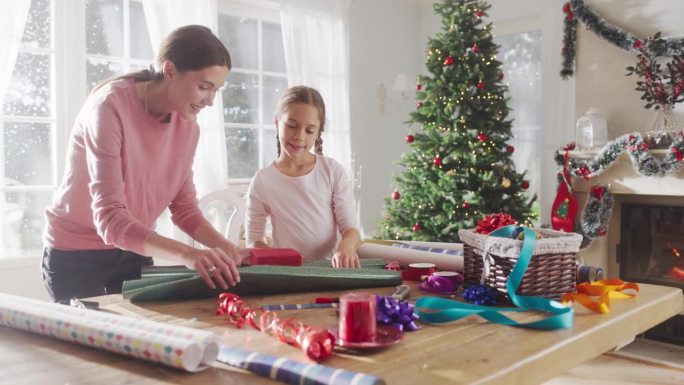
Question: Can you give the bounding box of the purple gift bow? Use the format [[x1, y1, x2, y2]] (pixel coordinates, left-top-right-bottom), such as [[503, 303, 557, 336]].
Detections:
[[376, 295, 419, 332]]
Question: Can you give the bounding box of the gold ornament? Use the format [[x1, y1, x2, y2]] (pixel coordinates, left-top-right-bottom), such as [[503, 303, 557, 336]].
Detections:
[[502, 177, 511, 188], [446, 169, 456, 176]]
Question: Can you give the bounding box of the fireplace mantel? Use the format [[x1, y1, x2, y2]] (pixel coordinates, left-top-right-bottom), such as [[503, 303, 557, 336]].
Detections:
[[567, 150, 684, 281]]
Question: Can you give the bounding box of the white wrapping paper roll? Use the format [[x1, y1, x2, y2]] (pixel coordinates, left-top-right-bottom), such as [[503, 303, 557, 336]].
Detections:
[[0, 293, 217, 371], [358, 241, 463, 271]]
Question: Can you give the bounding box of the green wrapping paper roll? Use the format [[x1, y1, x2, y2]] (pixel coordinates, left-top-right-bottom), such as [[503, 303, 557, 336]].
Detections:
[[123, 260, 400, 302]]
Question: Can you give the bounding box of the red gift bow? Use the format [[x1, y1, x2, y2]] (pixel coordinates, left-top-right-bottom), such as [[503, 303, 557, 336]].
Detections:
[[475, 213, 518, 234]]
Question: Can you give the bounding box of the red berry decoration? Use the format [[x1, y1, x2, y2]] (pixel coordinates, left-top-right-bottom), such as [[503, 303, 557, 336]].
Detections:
[[418, 101, 423, 108], [392, 191, 400, 200], [522, 180, 530, 190], [443, 55, 454, 66], [476, 9, 484, 17], [498, 72, 504, 80], [476, 81, 485, 89], [405, 133, 415, 143], [433, 155, 442, 167], [506, 145, 515, 153], [412, 223, 421, 231], [462, 202, 470, 209], [477, 132, 487, 142], [472, 44, 479, 53], [416, 83, 422, 91]]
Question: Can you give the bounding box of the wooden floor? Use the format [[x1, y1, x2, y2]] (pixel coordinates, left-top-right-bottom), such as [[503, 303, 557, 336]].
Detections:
[[544, 339, 684, 385]]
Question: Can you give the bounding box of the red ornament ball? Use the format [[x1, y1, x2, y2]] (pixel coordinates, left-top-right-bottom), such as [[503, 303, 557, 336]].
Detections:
[[443, 55, 454, 66], [418, 101, 423, 108], [498, 72, 504, 80], [476, 81, 485, 89], [522, 180, 530, 190], [412, 223, 421, 231], [506, 145, 515, 153], [477, 132, 487, 142], [392, 191, 400, 200], [462, 202, 470, 209], [405, 133, 415, 143], [416, 83, 422, 91], [472, 44, 479, 53], [476, 9, 484, 17], [433, 156, 442, 166]]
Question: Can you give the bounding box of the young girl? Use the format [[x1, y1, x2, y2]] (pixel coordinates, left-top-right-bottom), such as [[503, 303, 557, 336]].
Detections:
[[245, 86, 361, 268], [42, 25, 247, 303]]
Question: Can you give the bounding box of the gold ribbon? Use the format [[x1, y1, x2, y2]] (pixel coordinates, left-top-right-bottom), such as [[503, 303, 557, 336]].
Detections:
[[561, 279, 639, 314]]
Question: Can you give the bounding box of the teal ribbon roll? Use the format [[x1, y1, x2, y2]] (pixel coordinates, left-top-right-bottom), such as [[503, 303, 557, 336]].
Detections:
[[416, 225, 574, 330]]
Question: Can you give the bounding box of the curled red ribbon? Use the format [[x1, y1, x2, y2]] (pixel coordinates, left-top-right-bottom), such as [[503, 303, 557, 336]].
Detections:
[[673, 147, 683, 161], [216, 293, 335, 362]]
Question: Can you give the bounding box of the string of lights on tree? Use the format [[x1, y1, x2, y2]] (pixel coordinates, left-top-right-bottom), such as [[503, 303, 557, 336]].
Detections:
[[377, 0, 536, 242], [560, 0, 684, 78]]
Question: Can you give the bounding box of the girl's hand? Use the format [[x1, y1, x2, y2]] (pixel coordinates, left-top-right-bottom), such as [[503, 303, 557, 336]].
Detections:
[[332, 248, 361, 269], [182, 247, 241, 289]]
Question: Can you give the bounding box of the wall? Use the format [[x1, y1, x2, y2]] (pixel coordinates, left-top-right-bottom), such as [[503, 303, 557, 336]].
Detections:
[[349, 0, 424, 235], [575, 0, 684, 135]]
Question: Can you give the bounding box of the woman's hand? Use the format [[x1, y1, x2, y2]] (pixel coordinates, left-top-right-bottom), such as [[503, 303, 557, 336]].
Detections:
[[181, 247, 241, 290]]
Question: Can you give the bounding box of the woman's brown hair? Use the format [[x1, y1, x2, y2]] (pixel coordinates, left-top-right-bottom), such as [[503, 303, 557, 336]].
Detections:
[[92, 25, 231, 92], [275, 86, 326, 156]]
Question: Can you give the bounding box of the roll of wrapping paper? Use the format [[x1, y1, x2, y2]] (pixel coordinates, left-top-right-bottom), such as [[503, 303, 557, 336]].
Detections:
[[0, 292, 217, 371], [218, 346, 385, 385], [123, 263, 402, 302], [358, 241, 464, 271]]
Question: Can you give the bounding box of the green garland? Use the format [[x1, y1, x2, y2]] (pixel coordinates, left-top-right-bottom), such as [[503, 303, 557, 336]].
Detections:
[[554, 132, 684, 247], [560, 0, 684, 78]]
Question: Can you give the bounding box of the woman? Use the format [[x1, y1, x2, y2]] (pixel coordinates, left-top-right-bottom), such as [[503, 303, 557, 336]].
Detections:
[[42, 25, 246, 303]]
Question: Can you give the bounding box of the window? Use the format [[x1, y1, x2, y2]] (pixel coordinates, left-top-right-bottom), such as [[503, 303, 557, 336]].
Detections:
[[494, 29, 543, 221], [2, 0, 55, 259], [0, 0, 285, 259], [217, 2, 287, 180]]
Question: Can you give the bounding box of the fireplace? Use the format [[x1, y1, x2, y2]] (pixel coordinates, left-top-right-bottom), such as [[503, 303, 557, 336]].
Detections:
[[569, 150, 684, 346], [617, 203, 684, 290]]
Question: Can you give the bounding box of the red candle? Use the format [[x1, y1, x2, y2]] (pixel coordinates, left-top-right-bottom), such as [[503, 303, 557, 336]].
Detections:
[[339, 292, 376, 342]]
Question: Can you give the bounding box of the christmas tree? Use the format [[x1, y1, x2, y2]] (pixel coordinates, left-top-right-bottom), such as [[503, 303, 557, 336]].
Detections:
[[377, 0, 537, 242]]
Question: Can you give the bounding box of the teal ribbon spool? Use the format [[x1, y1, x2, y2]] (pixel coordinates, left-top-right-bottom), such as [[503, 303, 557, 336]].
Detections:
[[416, 225, 574, 330]]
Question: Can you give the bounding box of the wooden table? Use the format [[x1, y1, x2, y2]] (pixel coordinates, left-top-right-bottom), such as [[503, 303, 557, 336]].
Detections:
[[1, 283, 682, 385]]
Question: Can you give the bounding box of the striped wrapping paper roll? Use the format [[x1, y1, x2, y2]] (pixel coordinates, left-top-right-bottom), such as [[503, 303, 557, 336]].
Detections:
[[0, 293, 217, 371], [218, 346, 386, 385]]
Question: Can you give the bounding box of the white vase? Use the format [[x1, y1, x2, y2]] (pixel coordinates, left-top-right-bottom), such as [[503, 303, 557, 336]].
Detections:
[[575, 108, 608, 151]]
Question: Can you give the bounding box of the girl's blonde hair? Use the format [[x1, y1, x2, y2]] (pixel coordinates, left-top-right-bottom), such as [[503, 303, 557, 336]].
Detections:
[[275, 86, 326, 156]]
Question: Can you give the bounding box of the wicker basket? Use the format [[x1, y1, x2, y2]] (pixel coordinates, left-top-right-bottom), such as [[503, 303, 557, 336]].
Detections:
[[458, 228, 583, 302]]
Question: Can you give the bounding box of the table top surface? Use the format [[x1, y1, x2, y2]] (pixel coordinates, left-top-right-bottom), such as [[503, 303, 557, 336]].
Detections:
[[1, 282, 682, 385]]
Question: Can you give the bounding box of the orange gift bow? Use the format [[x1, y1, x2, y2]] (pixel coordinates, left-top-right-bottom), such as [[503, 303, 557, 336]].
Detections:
[[561, 279, 640, 314]]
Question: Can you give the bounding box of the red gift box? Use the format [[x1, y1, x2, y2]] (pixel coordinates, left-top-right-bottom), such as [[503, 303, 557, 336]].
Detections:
[[249, 248, 303, 266]]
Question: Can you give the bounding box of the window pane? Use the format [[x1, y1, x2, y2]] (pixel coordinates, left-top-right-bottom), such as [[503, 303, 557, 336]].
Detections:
[[3, 122, 52, 186], [86, 58, 124, 92], [262, 128, 277, 168], [218, 14, 258, 70], [3, 191, 52, 258], [3, 52, 51, 117], [223, 72, 258, 124], [129, 1, 152, 60], [262, 75, 288, 123], [86, 0, 124, 56], [263, 21, 286, 73], [22, 0, 51, 49], [226, 127, 258, 178], [495, 30, 542, 217]]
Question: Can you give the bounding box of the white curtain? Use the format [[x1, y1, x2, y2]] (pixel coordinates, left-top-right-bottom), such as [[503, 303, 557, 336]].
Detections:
[[279, 0, 352, 172], [0, 1, 31, 254], [142, 0, 228, 198]]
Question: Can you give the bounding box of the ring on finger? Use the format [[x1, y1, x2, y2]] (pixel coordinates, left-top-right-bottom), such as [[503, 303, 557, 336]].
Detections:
[[207, 266, 217, 275]]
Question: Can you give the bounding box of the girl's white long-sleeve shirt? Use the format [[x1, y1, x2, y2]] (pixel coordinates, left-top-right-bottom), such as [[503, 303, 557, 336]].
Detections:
[[246, 155, 359, 261]]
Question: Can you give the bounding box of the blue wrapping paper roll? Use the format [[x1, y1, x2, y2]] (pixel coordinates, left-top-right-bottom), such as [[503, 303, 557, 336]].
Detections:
[[217, 346, 385, 385]]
